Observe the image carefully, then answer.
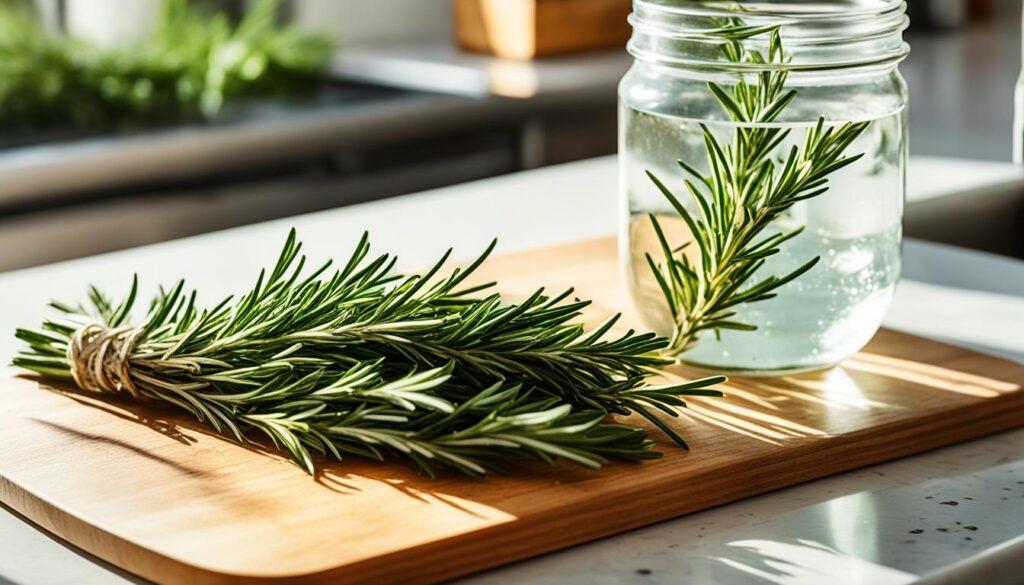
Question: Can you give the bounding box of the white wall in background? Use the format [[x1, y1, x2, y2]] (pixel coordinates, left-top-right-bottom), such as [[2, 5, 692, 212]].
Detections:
[[292, 0, 452, 45], [64, 0, 160, 47]]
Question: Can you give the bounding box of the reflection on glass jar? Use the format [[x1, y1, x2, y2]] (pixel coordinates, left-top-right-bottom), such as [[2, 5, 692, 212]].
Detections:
[[619, 1, 910, 375]]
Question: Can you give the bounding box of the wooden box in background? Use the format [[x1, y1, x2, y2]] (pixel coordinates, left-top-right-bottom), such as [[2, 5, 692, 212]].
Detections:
[[454, 0, 632, 59]]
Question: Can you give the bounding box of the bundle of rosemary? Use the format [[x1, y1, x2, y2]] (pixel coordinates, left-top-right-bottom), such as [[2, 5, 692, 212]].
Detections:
[[646, 23, 869, 356], [15, 231, 723, 478]]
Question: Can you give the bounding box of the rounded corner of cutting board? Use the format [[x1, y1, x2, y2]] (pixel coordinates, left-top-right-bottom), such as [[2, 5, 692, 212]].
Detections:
[[3, 471, 494, 584]]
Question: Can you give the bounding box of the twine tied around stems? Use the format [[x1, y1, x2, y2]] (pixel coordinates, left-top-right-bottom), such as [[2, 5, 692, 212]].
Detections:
[[67, 324, 144, 397]]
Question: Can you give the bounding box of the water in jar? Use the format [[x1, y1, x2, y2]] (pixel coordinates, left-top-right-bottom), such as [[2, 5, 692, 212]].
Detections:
[[621, 106, 906, 374]]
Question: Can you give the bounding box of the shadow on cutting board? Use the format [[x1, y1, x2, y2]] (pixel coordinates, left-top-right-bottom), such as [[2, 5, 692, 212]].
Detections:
[[19, 334, 1022, 514]]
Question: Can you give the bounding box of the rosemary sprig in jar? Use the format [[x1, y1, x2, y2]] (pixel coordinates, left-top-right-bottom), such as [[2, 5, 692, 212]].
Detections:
[[645, 24, 870, 357], [14, 230, 723, 478]]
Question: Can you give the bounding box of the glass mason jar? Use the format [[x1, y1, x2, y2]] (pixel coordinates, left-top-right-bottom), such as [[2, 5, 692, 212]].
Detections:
[[620, 1, 909, 374]]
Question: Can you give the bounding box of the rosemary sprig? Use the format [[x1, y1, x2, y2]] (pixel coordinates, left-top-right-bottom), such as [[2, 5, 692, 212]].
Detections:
[[646, 24, 869, 357], [14, 230, 724, 478]]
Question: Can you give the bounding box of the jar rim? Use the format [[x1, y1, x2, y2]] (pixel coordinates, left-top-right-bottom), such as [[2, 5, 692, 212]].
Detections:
[[634, 0, 905, 20], [628, 0, 910, 72]]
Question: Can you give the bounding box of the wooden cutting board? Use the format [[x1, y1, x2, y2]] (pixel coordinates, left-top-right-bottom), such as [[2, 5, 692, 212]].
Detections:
[[1, 237, 1022, 584]]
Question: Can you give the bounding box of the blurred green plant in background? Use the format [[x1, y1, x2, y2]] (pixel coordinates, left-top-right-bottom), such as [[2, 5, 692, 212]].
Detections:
[[0, 0, 335, 131]]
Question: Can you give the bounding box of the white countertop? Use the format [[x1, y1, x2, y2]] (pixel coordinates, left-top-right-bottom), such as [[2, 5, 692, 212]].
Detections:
[[330, 43, 630, 99], [0, 156, 1023, 585]]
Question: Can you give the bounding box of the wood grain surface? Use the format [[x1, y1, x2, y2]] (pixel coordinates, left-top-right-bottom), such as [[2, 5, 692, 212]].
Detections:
[[1, 237, 1022, 584]]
